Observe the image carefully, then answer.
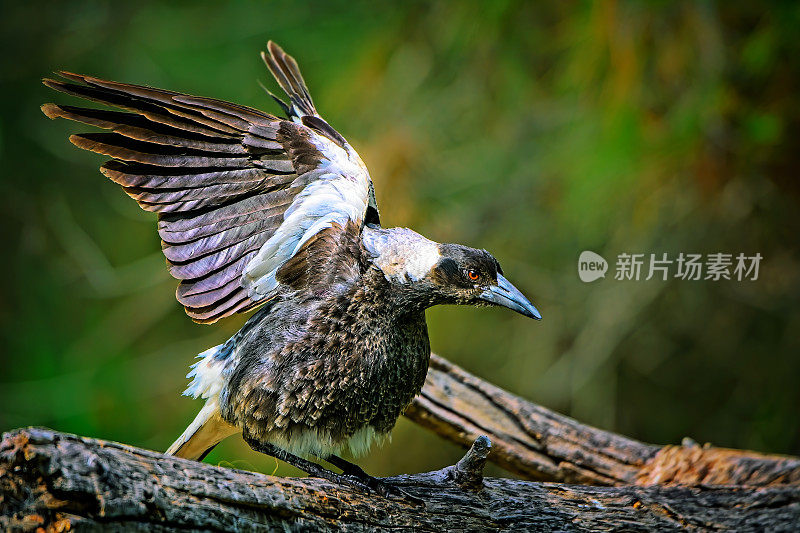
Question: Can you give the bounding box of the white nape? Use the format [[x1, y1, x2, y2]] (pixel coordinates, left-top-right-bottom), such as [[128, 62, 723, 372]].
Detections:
[[362, 226, 441, 283]]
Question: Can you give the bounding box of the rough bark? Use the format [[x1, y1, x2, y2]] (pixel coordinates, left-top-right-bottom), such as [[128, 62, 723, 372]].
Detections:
[[3, 353, 800, 530], [405, 354, 800, 487], [2, 427, 799, 532]]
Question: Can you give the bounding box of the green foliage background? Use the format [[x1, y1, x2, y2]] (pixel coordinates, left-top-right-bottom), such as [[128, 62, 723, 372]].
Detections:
[[2, 1, 799, 477]]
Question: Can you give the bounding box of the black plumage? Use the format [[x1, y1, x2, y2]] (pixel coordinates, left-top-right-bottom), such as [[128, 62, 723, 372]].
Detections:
[[42, 41, 541, 496]]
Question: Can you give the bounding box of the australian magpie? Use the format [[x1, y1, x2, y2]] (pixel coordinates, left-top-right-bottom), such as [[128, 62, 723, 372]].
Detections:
[[41, 42, 541, 499]]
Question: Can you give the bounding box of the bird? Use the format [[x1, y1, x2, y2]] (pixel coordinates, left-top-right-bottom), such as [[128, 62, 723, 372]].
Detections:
[[41, 41, 541, 498]]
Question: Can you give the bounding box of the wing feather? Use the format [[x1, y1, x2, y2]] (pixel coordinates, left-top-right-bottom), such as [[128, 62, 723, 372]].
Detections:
[[261, 41, 316, 118], [41, 104, 246, 154], [42, 77, 243, 136], [42, 43, 378, 323], [101, 162, 268, 189]]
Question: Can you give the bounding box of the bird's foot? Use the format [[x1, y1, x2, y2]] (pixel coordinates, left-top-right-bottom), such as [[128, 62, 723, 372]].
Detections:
[[293, 463, 423, 506], [358, 474, 425, 506], [324, 454, 424, 506], [244, 438, 423, 505]]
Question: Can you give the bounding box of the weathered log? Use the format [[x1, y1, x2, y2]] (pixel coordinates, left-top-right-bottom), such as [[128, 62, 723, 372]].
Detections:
[[406, 354, 800, 487], [2, 427, 799, 532]]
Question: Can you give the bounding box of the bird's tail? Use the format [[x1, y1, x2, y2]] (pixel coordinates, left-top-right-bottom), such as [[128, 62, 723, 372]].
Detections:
[[166, 400, 239, 460], [166, 344, 240, 460]]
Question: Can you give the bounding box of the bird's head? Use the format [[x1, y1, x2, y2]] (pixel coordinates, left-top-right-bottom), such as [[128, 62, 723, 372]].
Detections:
[[364, 227, 541, 319], [427, 244, 542, 319]]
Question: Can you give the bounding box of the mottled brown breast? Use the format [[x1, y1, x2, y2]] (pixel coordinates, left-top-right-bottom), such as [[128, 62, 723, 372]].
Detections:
[[219, 222, 432, 449]]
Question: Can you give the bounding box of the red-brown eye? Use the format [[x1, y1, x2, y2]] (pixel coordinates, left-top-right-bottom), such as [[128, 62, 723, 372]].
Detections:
[[467, 270, 479, 281]]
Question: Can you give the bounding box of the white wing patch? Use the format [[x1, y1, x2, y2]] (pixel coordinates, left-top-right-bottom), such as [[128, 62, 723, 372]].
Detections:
[[242, 131, 371, 300]]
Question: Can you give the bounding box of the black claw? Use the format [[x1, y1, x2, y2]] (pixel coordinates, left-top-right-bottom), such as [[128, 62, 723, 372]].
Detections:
[[329, 469, 423, 505], [362, 477, 425, 506], [321, 454, 424, 505], [244, 440, 424, 506]]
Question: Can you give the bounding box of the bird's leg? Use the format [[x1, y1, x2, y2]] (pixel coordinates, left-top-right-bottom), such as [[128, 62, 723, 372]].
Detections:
[[324, 454, 424, 506], [243, 436, 423, 505], [323, 454, 371, 478], [243, 436, 368, 492]]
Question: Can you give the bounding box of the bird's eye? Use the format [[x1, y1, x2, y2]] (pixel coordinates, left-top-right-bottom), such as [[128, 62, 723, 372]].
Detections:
[[467, 270, 479, 281]]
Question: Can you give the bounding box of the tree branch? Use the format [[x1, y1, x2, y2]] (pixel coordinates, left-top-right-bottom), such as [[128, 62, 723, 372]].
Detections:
[[3, 428, 799, 532], [405, 354, 800, 487], [3, 354, 799, 529]]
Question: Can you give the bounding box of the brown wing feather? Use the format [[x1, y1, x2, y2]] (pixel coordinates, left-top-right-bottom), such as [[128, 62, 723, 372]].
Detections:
[[275, 219, 366, 293], [42, 72, 302, 323], [262, 41, 316, 118], [42, 43, 374, 324]]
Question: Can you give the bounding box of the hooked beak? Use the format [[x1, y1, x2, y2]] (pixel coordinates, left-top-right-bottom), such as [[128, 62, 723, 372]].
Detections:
[[480, 274, 542, 320]]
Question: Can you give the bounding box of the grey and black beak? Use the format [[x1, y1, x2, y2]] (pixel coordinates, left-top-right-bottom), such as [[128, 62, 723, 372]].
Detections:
[[480, 274, 542, 320]]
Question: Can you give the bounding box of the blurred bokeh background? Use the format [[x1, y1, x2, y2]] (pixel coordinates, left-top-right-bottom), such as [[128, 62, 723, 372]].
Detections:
[[2, 1, 799, 478]]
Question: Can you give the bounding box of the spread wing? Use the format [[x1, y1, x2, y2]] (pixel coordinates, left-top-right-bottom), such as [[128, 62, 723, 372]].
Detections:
[[42, 41, 380, 324]]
